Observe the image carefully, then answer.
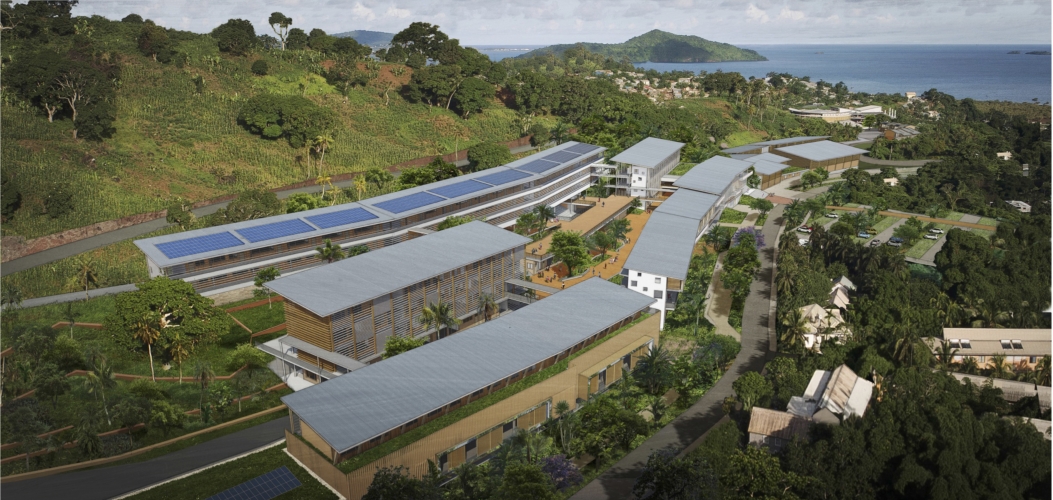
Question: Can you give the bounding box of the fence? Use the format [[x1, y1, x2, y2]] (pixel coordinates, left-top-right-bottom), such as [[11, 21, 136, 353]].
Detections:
[[285, 430, 353, 498]]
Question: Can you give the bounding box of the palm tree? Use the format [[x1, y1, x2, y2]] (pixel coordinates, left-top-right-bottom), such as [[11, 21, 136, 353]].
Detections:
[[133, 312, 162, 382], [933, 340, 959, 371], [1033, 355, 1051, 387], [677, 291, 707, 338], [775, 267, 796, 298], [477, 293, 498, 322], [315, 238, 346, 263], [511, 429, 553, 464], [194, 361, 216, 413], [634, 344, 673, 396], [64, 302, 78, 338], [165, 330, 192, 383], [532, 205, 556, 238], [515, 212, 538, 237], [607, 218, 631, 242], [551, 121, 569, 145], [315, 174, 333, 198], [83, 358, 116, 426], [891, 317, 928, 367], [959, 356, 980, 375], [988, 354, 1011, 379], [419, 301, 460, 339], [353, 175, 367, 200], [73, 256, 100, 299], [779, 308, 810, 351], [313, 133, 334, 172], [972, 299, 1010, 328]]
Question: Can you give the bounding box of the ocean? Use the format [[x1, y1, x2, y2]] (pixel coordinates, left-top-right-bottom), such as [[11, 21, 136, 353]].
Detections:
[[470, 44, 1051, 104]]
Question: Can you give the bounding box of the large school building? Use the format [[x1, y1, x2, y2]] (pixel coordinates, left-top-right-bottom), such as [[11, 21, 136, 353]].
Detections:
[[725, 136, 864, 189], [134, 142, 605, 294]]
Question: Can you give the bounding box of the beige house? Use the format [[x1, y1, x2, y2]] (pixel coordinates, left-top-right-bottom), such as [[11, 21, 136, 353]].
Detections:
[[748, 407, 811, 452], [799, 304, 851, 351], [926, 328, 1051, 369], [788, 365, 875, 425], [829, 286, 851, 310]]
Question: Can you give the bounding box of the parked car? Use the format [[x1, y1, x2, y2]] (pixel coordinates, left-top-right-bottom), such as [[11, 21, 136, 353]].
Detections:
[[888, 236, 904, 247], [798, 238, 810, 246], [866, 227, 878, 235], [825, 213, 839, 218], [930, 228, 945, 234], [869, 239, 882, 247], [797, 226, 814, 233], [857, 232, 871, 239], [924, 234, 939, 240]]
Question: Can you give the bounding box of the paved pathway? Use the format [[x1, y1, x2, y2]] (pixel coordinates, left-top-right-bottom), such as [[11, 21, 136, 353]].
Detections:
[[859, 156, 939, 167], [1, 417, 289, 500], [702, 254, 740, 342], [829, 207, 996, 231], [871, 218, 906, 246], [6, 284, 138, 310], [2, 144, 541, 278], [570, 206, 782, 500]]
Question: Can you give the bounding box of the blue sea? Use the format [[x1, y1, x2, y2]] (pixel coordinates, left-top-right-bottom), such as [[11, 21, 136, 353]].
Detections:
[[471, 44, 1052, 104]]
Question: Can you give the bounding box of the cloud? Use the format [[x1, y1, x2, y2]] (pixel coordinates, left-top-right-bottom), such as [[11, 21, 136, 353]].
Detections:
[[386, 6, 410, 18], [745, 3, 770, 22], [777, 7, 805, 21], [351, 2, 375, 22]]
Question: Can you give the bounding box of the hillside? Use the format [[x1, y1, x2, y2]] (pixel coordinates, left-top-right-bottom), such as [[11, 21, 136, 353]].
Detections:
[[333, 30, 395, 47], [518, 29, 766, 63]]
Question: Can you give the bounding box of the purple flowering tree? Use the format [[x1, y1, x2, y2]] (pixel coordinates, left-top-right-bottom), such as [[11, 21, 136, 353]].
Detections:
[[732, 227, 765, 249], [541, 455, 583, 491]]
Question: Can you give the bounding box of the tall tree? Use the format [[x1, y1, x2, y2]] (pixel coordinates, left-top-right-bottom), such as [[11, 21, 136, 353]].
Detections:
[[315, 238, 345, 264], [211, 18, 256, 56], [267, 12, 292, 50], [253, 267, 281, 308], [133, 312, 162, 382], [477, 292, 499, 322]]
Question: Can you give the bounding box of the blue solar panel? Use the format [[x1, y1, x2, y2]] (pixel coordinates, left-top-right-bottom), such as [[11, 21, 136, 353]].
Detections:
[[514, 159, 561, 174], [372, 191, 446, 214], [305, 207, 379, 229], [235, 219, 316, 243], [205, 466, 301, 500], [428, 180, 491, 199], [565, 143, 601, 154], [476, 168, 532, 186], [543, 150, 582, 164], [156, 232, 244, 259]]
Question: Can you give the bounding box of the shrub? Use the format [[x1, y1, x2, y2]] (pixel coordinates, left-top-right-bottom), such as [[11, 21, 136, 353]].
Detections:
[[466, 141, 513, 172], [251, 59, 269, 76]]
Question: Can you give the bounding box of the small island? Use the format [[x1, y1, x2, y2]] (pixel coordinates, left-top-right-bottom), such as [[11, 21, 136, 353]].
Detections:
[[1025, 50, 1051, 55], [518, 29, 767, 63]]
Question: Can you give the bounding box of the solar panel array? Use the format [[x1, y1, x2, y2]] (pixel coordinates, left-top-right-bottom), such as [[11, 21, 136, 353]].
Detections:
[[156, 232, 245, 259], [205, 466, 301, 500], [428, 179, 491, 199], [543, 150, 582, 164], [305, 207, 378, 229], [476, 168, 532, 186], [565, 143, 601, 154], [514, 159, 561, 174], [373, 191, 446, 214], [235, 219, 316, 243]]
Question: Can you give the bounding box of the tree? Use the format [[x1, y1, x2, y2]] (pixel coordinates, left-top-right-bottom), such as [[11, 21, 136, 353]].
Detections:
[[211, 19, 256, 56], [732, 372, 772, 411], [532, 204, 557, 239], [83, 356, 117, 426], [285, 192, 321, 213], [528, 123, 552, 147], [587, 230, 618, 259], [312, 134, 334, 171], [251, 59, 269, 76], [549, 231, 590, 275], [122, 13, 143, 23], [228, 344, 269, 412], [215, 189, 281, 223], [933, 340, 959, 371], [363, 464, 441, 500], [35, 362, 70, 402], [238, 94, 337, 148], [437, 215, 476, 230], [268, 12, 292, 50], [755, 198, 774, 217], [8, 403, 48, 471], [347, 245, 370, 257], [163, 329, 192, 383], [166, 199, 195, 230], [52, 60, 115, 140], [779, 308, 810, 351], [419, 301, 460, 339], [635, 344, 674, 396], [194, 361, 216, 419], [390, 22, 450, 61], [607, 218, 632, 242], [498, 462, 557, 500], [633, 451, 717, 500], [477, 292, 499, 322], [466, 142, 513, 172], [133, 312, 162, 382], [722, 446, 810, 499], [137, 21, 172, 62], [253, 267, 281, 308], [383, 335, 427, 359], [452, 77, 495, 118], [149, 400, 185, 436], [315, 238, 345, 263], [285, 28, 307, 50], [107, 277, 230, 355], [75, 406, 104, 459], [800, 169, 823, 190], [515, 212, 538, 237]]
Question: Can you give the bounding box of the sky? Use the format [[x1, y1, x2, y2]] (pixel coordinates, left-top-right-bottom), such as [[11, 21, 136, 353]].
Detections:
[[72, 0, 1052, 45]]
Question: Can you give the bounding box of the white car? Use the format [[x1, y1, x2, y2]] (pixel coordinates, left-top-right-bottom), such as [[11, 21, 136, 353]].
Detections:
[[924, 234, 939, 240], [930, 228, 945, 234], [798, 238, 810, 246], [825, 213, 839, 218], [796, 226, 814, 233]]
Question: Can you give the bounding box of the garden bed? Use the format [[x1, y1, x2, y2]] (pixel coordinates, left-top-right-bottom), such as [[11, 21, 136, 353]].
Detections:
[[719, 208, 748, 225]]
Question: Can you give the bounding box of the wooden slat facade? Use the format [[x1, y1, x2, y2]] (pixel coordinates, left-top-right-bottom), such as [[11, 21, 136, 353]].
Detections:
[[286, 300, 334, 351]]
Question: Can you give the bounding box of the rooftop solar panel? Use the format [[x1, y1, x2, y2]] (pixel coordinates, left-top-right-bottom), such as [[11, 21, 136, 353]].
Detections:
[[205, 466, 301, 500], [476, 169, 532, 186], [543, 150, 583, 164], [235, 219, 316, 243], [514, 159, 561, 174], [156, 232, 244, 259], [565, 143, 601, 154], [372, 191, 446, 214], [304, 207, 379, 229], [428, 179, 491, 199]]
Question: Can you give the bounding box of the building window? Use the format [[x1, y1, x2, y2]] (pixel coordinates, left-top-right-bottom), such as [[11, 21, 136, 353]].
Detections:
[[960, 339, 972, 349], [630, 281, 638, 287], [637, 272, 642, 277], [654, 277, 661, 284], [978, 356, 985, 363], [1030, 356, 1037, 363], [465, 438, 478, 461], [643, 287, 648, 292], [1011, 340, 1023, 350], [654, 290, 663, 299], [1000, 340, 1012, 349], [439, 452, 448, 472]]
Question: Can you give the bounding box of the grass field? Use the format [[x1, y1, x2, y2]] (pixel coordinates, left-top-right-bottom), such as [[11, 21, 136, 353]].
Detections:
[[124, 444, 336, 500], [720, 208, 748, 224], [904, 223, 952, 259], [869, 215, 898, 235]]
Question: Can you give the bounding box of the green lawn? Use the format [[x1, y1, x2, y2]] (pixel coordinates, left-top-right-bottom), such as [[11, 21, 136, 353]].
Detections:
[[230, 299, 286, 333], [719, 208, 748, 225], [755, 214, 768, 227], [904, 223, 952, 259], [725, 130, 764, 147], [670, 162, 696, 176], [977, 216, 999, 227], [869, 216, 898, 235], [943, 211, 965, 221], [123, 444, 336, 500]]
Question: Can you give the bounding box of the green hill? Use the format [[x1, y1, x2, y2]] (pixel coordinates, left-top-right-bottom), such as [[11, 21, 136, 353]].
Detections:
[[518, 30, 766, 63], [333, 30, 395, 47]]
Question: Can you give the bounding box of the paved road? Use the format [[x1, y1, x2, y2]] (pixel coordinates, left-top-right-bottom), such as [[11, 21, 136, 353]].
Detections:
[[859, 156, 938, 167], [0, 417, 289, 500], [571, 206, 781, 500], [8, 284, 139, 310], [2, 144, 541, 278]]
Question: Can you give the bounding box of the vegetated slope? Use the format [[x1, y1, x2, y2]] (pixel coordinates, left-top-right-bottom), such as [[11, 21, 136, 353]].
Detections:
[[332, 30, 395, 47], [0, 20, 517, 240], [519, 29, 766, 63]]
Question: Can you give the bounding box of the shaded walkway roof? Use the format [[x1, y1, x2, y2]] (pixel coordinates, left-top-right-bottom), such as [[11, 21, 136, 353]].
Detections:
[[673, 156, 751, 195], [773, 140, 865, 162], [611, 138, 685, 168]]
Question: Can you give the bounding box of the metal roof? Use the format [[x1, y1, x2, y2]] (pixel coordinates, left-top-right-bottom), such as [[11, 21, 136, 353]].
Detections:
[[749, 159, 789, 176], [652, 189, 719, 221], [731, 152, 790, 164], [610, 137, 685, 168], [280, 278, 654, 453], [623, 211, 702, 280], [672, 156, 750, 195], [773, 141, 864, 162], [721, 136, 829, 154], [265, 221, 530, 317], [134, 142, 604, 268], [748, 407, 811, 441]]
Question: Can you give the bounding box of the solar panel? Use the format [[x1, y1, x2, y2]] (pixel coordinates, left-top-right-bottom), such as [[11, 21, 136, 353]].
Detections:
[[476, 168, 532, 186], [565, 143, 601, 154], [372, 191, 446, 214], [428, 179, 491, 199], [156, 232, 244, 259], [543, 150, 582, 164], [205, 466, 301, 500], [514, 159, 561, 174], [235, 219, 316, 243], [305, 207, 379, 229]]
